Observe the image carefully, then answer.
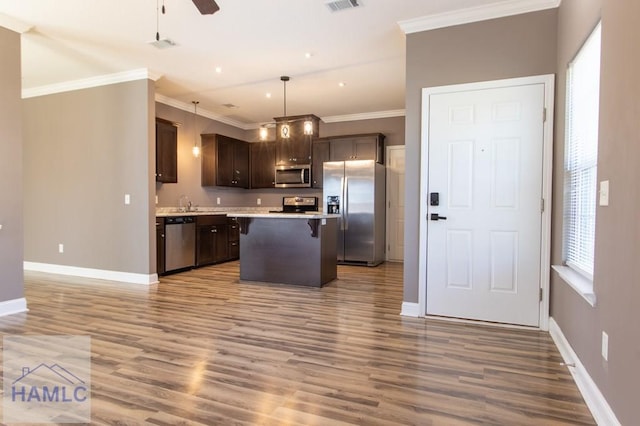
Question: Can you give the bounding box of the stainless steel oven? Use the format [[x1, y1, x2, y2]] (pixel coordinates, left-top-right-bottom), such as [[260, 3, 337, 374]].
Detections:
[[274, 164, 311, 188]]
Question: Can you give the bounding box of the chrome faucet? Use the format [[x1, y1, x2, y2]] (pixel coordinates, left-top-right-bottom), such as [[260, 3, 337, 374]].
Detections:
[[179, 195, 190, 212]]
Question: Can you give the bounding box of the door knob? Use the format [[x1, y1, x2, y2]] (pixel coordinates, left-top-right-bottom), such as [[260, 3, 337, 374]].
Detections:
[[430, 213, 447, 221]]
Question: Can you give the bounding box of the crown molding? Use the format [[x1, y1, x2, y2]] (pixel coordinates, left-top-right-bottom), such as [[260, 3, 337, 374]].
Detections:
[[155, 94, 249, 129], [157, 94, 405, 130], [0, 13, 33, 34], [321, 109, 406, 123], [398, 0, 561, 34], [22, 68, 162, 99]]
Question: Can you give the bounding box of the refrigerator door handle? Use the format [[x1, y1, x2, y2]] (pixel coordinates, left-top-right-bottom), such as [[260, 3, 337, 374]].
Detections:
[[343, 176, 349, 230]]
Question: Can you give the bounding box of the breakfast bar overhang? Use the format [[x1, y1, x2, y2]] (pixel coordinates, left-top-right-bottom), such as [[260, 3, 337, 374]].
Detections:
[[233, 213, 338, 287]]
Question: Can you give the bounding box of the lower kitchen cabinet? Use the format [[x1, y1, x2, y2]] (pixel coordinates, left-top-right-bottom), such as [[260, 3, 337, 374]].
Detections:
[[156, 217, 165, 275], [228, 217, 240, 260], [196, 215, 229, 266]]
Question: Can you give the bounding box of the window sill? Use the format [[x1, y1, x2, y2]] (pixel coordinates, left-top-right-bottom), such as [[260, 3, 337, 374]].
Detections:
[[552, 265, 596, 307]]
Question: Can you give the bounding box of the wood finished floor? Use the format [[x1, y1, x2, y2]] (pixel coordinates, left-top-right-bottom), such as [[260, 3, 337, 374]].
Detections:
[[0, 262, 594, 425]]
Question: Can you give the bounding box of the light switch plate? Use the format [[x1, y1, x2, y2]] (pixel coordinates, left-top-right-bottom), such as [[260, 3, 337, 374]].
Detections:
[[599, 180, 609, 206], [216, 197, 221, 205], [602, 331, 609, 360], [124, 194, 131, 205], [257, 198, 261, 205], [58, 243, 64, 254]]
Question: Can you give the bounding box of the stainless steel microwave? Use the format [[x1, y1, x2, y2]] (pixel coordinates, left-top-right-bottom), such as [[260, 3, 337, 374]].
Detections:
[[274, 164, 311, 188]]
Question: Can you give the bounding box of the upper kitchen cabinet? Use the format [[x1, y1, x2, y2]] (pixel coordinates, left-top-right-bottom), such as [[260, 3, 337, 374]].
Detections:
[[201, 134, 216, 186], [217, 135, 249, 188], [311, 139, 330, 188], [201, 134, 249, 188], [329, 133, 385, 164], [251, 141, 276, 189], [274, 115, 320, 166], [155, 118, 178, 183]]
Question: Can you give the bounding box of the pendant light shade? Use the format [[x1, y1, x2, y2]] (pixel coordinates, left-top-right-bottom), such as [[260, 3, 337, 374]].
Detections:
[[280, 76, 291, 139], [192, 101, 200, 158]]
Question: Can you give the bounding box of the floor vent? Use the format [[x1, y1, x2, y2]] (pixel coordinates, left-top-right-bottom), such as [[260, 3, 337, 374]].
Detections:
[[326, 0, 360, 12]]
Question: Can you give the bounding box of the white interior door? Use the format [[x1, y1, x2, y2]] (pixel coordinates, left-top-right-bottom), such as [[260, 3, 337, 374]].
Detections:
[[386, 146, 405, 261], [425, 83, 545, 326]]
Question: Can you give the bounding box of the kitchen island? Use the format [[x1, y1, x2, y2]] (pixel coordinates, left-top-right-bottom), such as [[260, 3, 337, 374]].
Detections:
[[233, 213, 339, 287]]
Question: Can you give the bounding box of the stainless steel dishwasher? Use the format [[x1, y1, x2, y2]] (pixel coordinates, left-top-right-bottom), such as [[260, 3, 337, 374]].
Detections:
[[164, 216, 196, 273]]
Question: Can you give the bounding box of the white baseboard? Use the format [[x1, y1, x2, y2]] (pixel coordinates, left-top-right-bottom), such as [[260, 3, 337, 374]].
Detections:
[[24, 262, 159, 285], [548, 317, 620, 426], [400, 302, 421, 317], [0, 297, 28, 317]]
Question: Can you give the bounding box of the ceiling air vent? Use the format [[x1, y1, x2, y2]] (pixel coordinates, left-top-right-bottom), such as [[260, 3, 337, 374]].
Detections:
[[325, 0, 360, 12]]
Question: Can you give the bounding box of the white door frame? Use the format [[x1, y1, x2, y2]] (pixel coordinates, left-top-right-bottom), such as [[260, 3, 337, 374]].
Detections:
[[386, 145, 405, 262], [418, 75, 555, 331]]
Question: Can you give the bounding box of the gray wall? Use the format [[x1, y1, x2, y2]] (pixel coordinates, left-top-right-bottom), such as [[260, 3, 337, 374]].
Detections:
[[0, 27, 25, 302], [23, 80, 156, 275], [403, 9, 558, 302], [155, 102, 404, 209], [551, 0, 639, 424]]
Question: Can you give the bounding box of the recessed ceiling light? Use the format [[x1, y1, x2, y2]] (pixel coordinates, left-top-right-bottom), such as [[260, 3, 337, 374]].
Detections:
[[215, 66, 222, 73], [338, 82, 346, 87], [304, 52, 313, 59], [266, 92, 272, 98]]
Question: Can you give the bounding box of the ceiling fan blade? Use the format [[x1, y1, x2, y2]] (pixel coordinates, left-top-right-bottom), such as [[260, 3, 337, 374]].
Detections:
[[192, 0, 220, 15]]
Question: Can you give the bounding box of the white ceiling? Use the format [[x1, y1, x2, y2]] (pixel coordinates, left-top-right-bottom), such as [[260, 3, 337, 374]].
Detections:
[[0, 0, 557, 128]]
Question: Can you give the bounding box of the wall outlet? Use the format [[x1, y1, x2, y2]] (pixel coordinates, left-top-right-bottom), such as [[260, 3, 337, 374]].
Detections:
[[599, 180, 609, 206], [602, 331, 609, 361], [155, 195, 158, 205], [58, 243, 64, 254], [124, 194, 131, 205], [257, 198, 261, 205], [216, 197, 221, 205]]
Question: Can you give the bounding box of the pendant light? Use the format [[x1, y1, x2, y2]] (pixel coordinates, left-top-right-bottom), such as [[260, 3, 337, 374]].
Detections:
[[274, 75, 320, 141], [280, 76, 291, 139], [192, 101, 200, 158]]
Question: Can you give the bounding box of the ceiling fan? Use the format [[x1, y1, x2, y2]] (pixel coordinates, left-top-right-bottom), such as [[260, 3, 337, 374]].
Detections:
[[154, 0, 219, 45], [192, 0, 220, 15]]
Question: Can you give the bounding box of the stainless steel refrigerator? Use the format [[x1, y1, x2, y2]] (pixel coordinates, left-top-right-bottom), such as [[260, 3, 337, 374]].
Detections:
[[323, 160, 385, 266]]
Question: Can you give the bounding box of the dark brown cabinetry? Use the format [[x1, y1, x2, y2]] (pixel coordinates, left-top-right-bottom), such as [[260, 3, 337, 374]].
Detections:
[[156, 118, 178, 183], [250, 142, 276, 188], [196, 215, 229, 266], [311, 140, 330, 188], [201, 134, 250, 188], [276, 138, 312, 166], [156, 217, 165, 275], [227, 217, 240, 260], [217, 135, 249, 188], [328, 133, 385, 164]]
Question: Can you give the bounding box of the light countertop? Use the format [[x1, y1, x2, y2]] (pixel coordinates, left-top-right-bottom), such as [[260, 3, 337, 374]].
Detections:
[[231, 212, 340, 219], [155, 208, 337, 219]]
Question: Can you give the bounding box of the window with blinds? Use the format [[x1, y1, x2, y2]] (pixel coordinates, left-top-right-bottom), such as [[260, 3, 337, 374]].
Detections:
[[563, 22, 601, 279]]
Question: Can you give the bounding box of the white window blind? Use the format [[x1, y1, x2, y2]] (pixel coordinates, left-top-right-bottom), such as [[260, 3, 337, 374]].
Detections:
[[563, 22, 601, 279]]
